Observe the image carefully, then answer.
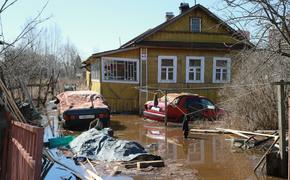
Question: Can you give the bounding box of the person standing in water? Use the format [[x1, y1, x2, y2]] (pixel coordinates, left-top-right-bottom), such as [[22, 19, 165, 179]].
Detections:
[[182, 115, 189, 138]]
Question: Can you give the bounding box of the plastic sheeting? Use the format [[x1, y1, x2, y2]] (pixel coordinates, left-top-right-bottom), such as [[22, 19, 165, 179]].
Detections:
[[70, 128, 160, 162], [57, 91, 109, 114]]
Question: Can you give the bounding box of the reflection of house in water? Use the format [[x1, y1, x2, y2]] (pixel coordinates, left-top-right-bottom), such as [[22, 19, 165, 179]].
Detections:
[[212, 136, 223, 162], [167, 143, 178, 160], [143, 125, 224, 163], [187, 140, 205, 164]]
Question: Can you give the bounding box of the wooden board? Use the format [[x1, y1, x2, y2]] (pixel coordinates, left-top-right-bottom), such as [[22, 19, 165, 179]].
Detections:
[[137, 160, 165, 170]]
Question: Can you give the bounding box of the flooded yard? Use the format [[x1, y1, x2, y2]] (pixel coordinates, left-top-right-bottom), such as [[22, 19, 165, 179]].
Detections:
[[44, 101, 283, 180], [109, 115, 279, 180]]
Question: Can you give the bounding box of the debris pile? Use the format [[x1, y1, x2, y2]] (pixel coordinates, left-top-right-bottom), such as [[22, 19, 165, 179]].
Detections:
[[70, 128, 161, 162]]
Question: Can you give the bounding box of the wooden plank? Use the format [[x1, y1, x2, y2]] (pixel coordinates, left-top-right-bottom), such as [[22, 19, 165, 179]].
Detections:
[[216, 128, 277, 138], [86, 169, 103, 180], [137, 160, 165, 170], [124, 163, 137, 169], [11, 138, 35, 169], [0, 79, 26, 123], [44, 150, 86, 179], [215, 128, 250, 139], [254, 136, 280, 172], [190, 129, 226, 134], [276, 82, 287, 177]]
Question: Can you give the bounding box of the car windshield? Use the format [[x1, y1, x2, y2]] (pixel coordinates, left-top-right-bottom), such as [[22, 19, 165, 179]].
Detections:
[[184, 98, 202, 109], [200, 99, 215, 109]]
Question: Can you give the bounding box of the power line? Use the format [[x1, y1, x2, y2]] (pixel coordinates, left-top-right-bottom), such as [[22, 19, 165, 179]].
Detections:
[[156, 84, 269, 117]]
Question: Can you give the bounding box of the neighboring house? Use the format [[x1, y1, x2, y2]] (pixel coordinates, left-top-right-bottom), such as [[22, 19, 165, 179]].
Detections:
[[84, 3, 251, 113]]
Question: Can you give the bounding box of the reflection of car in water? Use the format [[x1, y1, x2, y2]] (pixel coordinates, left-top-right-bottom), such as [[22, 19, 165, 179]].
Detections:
[[56, 91, 110, 130], [143, 93, 225, 123]]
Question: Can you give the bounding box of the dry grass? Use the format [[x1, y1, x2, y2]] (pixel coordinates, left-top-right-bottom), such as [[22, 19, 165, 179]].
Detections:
[[219, 51, 290, 130]]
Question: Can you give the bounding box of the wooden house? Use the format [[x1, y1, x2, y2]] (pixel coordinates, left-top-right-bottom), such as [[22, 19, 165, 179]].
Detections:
[[84, 3, 251, 113]]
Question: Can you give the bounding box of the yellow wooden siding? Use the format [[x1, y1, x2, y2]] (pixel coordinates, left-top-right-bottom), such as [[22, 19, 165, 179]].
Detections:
[[88, 49, 140, 113], [145, 8, 239, 43], [145, 48, 234, 103], [91, 81, 101, 93], [101, 83, 139, 113], [147, 48, 232, 83], [86, 70, 91, 88], [145, 32, 238, 44], [164, 8, 229, 33]]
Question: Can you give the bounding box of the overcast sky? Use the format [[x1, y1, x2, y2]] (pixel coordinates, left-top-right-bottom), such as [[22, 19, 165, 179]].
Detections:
[[2, 0, 222, 60]]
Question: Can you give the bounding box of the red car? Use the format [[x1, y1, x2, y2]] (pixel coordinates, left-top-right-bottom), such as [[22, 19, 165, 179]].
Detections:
[[143, 93, 225, 123]]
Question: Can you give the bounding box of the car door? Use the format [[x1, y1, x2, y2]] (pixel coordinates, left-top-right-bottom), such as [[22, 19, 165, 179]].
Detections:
[[167, 97, 182, 119], [200, 98, 217, 120], [183, 96, 203, 120]]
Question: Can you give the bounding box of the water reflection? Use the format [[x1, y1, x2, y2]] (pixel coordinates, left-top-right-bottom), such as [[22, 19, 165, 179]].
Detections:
[[111, 115, 265, 180]]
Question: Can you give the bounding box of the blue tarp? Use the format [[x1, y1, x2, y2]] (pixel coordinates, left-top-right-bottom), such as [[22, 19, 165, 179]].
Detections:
[[70, 128, 159, 162]]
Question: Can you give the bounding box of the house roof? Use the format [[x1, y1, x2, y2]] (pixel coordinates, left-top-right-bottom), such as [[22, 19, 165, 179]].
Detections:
[[120, 4, 249, 49], [84, 4, 252, 64], [83, 46, 138, 63]]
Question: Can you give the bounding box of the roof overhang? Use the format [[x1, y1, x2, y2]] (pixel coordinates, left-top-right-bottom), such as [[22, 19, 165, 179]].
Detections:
[[136, 41, 251, 50], [83, 46, 139, 65]]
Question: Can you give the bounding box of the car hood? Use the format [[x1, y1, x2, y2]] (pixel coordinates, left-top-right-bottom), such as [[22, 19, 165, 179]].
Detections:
[[57, 91, 109, 114]]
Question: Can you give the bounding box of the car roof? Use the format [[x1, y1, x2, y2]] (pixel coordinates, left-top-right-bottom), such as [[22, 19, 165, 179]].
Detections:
[[160, 93, 201, 103]]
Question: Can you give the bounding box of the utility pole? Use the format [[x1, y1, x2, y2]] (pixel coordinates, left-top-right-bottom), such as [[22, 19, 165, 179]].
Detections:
[[272, 80, 289, 177], [164, 90, 168, 126]]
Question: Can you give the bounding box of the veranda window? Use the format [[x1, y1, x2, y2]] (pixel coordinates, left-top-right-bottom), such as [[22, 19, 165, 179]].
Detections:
[[91, 63, 100, 81], [102, 57, 139, 83]]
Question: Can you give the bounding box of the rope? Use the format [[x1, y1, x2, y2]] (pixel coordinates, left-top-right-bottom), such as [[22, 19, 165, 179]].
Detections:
[[136, 82, 271, 92], [157, 84, 269, 117]]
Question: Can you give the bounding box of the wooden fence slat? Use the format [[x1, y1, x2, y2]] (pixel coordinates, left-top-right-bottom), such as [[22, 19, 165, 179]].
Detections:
[[4, 121, 44, 180]]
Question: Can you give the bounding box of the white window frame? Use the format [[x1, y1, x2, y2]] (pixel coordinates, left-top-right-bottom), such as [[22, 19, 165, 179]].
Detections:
[[191, 18, 201, 32], [186, 56, 205, 83], [91, 62, 100, 82], [101, 57, 139, 84], [158, 56, 177, 83], [213, 57, 231, 83]]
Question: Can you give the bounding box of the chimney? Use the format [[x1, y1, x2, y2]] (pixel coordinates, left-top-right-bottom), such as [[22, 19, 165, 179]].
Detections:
[[165, 12, 174, 21], [179, 3, 190, 14]]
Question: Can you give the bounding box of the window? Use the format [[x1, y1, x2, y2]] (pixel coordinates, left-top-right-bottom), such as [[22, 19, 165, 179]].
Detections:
[[91, 63, 100, 81], [158, 56, 177, 83], [186, 56, 205, 83], [102, 57, 139, 83], [200, 98, 215, 109], [213, 57, 231, 83], [191, 18, 201, 32]]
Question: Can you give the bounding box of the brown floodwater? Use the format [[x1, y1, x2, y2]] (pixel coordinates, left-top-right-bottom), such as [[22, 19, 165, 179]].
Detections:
[[109, 115, 282, 180]]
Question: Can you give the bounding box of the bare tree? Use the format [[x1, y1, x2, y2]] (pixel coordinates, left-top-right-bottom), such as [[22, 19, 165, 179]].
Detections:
[[220, 50, 290, 130], [221, 0, 290, 57]]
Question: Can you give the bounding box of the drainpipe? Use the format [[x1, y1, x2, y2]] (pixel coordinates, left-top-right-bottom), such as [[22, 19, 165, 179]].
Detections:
[[139, 54, 142, 115], [164, 90, 168, 126], [146, 50, 148, 102]]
